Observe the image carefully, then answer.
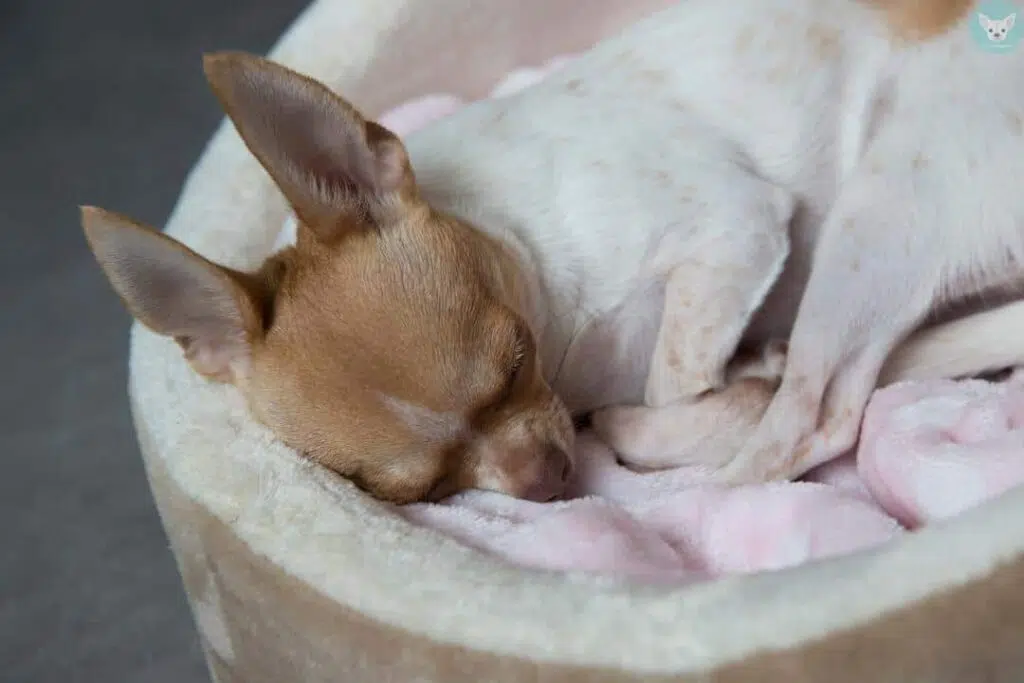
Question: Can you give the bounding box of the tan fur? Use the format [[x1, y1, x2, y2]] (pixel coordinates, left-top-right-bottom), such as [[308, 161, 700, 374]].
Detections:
[[83, 53, 574, 504], [79, 2, 983, 503], [866, 0, 975, 39]]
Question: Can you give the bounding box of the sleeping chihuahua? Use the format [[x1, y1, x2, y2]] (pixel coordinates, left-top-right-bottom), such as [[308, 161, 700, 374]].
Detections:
[[84, 0, 1024, 503]]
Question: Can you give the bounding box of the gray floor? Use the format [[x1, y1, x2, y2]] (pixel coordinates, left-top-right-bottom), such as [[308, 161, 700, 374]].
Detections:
[[1, 1, 309, 680]]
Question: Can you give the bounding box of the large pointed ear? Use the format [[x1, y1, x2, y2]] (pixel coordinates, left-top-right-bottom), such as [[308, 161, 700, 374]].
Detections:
[[81, 206, 265, 382], [202, 51, 417, 241]]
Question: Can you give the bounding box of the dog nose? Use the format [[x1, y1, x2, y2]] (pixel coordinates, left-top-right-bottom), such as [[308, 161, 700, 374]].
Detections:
[[523, 444, 573, 502]]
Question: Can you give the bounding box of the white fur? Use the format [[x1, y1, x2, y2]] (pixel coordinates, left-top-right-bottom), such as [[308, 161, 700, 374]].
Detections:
[[381, 395, 467, 442], [393, 0, 1024, 482], [269, 0, 1024, 481], [273, 214, 299, 252], [138, 0, 1024, 672]]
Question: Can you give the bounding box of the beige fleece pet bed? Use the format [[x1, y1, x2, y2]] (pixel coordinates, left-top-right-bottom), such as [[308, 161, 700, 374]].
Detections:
[[130, 0, 1024, 681]]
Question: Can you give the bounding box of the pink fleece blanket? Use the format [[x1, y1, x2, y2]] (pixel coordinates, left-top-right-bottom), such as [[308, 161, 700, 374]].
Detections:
[[384, 59, 1024, 583]]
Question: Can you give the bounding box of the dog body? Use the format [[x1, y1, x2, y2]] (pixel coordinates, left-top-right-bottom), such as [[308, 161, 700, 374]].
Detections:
[[85, 0, 1024, 501], [399, 0, 876, 412], [397, 0, 1024, 479]]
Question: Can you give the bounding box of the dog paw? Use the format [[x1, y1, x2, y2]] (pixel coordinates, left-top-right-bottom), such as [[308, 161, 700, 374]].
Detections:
[[591, 405, 669, 469], [593, 378, 778, 473], [720, 420, 821, 485], [644, 368, 724, 409], [727, 340, 788, 384]]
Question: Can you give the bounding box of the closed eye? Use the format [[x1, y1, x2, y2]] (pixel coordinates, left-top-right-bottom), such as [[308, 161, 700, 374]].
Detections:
[[500, 322, 530, 398], [505, 339, 526, 392], [479, 318, 535, 415]]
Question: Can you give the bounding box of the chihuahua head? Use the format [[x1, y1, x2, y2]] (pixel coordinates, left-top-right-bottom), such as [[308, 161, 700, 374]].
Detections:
[[83, 52, 574, 504]]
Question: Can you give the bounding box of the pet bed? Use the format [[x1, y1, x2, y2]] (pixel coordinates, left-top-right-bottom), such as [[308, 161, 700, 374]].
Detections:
[[130, 0, 1024, 680]]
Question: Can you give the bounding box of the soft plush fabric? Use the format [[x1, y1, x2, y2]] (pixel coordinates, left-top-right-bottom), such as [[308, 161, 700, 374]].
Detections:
[[401, 379, 1024, 584], [131, 0, 1024, 681], [276, 54, 1024, 587], [859, 377, 1024, 528]]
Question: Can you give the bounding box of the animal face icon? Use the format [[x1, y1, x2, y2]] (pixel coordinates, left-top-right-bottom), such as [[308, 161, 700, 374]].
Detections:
[[979, 12, 1016, 42]]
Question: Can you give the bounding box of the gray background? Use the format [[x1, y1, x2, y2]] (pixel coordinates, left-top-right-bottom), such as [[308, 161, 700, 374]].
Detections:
[[2, 1, 309, 680]]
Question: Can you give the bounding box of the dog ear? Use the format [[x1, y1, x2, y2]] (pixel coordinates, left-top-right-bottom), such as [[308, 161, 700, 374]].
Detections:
[[1005, 13, 1016, 29], [202, 51, 417, 242], [978, 12, 993, 29], [81, 206, 266, 382]]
